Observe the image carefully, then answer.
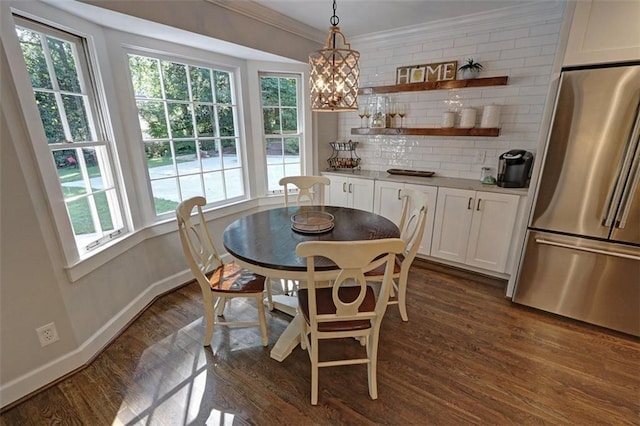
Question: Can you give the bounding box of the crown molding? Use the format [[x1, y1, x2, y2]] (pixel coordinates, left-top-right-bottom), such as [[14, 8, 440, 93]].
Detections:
[[350, 1, 567, 46], [205, 0, 326, 44]]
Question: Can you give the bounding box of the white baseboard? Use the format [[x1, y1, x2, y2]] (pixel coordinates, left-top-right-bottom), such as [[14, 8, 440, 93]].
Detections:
[[0, 270, 192, 409]]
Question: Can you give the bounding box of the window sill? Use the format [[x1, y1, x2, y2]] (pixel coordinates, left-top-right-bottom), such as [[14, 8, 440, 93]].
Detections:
[[64, 198, 261, 282]]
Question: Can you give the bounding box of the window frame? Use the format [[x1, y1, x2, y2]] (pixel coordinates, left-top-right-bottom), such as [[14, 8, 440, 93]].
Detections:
[[3, 4, 312, 279], [9, 15, 129, 262], [258, 72, 305, 194], [125, 49, 249, 218]]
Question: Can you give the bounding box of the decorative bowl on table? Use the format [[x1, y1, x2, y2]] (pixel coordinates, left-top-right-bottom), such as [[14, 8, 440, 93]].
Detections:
[[291, 211, 335, 234]]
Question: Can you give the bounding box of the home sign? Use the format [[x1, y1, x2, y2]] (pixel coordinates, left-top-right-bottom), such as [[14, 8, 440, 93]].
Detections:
[[396, 61, 457, 84]]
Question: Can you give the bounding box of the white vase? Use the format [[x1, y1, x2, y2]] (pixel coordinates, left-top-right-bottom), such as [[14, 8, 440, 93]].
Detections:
[[461, 69, 480, 79]]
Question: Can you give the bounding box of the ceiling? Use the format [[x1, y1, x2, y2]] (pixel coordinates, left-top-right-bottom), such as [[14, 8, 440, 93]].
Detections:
[[253, 0, 552, 38]]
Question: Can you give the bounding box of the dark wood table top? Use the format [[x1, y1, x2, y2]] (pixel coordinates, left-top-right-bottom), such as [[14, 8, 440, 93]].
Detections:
[[223, 206, 400, 272]]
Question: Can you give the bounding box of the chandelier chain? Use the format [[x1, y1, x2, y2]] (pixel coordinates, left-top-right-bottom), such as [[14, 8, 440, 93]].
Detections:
[[330, 0, 339, 27]]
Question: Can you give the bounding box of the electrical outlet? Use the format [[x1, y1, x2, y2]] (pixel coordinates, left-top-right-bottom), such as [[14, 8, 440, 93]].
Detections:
[[475, 150, 486, 163], [36, 323, 59, 347]]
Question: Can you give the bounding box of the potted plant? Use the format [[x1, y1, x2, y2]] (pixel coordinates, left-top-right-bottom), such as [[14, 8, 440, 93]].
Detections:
[[458, 58, 483, 79]]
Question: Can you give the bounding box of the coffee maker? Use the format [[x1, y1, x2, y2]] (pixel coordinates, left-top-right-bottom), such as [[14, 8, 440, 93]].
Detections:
[[497, 150, 533, 188]]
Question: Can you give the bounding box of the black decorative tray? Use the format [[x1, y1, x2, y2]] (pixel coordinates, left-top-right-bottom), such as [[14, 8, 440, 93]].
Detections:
[[386, 169, 435, 177]]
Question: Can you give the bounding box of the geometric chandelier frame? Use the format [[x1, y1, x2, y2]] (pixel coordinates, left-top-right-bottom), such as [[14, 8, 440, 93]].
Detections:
[[309, 0, 359, 112]]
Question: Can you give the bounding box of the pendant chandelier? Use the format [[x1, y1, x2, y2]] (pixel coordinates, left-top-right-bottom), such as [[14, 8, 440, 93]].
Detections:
[[309, 0, 360, 112]]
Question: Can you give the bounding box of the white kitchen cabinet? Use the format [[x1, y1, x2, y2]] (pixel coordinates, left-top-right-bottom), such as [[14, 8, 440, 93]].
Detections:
[[374, 180, 406, 223], [324, 174, 374, 211], [431, 188, 519, 273], [373, 180, 438, 255], [564, 0, 640, 66]]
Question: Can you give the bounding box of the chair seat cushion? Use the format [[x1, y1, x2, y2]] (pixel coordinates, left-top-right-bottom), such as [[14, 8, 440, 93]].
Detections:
[[208, 261, 265, 293], [298, 286, 376, 332], [363, 254, 403, 278]]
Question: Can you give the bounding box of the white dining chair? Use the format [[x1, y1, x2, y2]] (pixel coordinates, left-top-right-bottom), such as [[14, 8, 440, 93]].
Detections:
[[265, 175, 331, 311], [296, 238, 406, 405], [365, 187, 429, 321], [279, 175, 330, 207], [176, 196, 268, 347]]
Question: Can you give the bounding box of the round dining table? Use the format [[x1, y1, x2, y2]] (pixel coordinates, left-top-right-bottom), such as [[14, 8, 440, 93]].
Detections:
[[223, 205, 400, 361]]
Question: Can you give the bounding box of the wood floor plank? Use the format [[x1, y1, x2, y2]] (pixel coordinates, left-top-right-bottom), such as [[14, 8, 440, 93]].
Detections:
[[2, 259, 638, 425]]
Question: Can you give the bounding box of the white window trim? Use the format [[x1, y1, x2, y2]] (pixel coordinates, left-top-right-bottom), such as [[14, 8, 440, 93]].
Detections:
[[259, 71, 304, 194], [3, 6, 134, 267], [124, 48, 249, 218], [246, 61, 312, 198], [2, 1, 312, 280]]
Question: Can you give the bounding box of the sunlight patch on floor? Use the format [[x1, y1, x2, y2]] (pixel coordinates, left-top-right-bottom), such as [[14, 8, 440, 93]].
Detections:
[[114, 318, 255, 424]]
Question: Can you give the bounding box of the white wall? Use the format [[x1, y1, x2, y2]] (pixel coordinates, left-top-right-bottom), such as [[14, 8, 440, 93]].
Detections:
[[337, 2, 566, 181], [76, 0, 321, 63]]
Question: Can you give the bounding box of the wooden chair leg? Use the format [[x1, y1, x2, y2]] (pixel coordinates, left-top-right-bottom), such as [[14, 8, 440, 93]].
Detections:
[[311, 334, 319, 405], [265, 277, 274, 311], [368, 331, 379, 400], [256, 294, 268, 346], [300, 321, 308, 351], [397, 277, 409, 322], [216, 297, 226, 316], [203, 300, 215, 347]]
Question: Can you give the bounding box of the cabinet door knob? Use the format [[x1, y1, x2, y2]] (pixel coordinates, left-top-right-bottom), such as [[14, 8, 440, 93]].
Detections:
[[342, 182, 347, 193], [397, 189, 402, 200], [476, 198, 482, 211], [349, 183, 353, 193], [467, 197, 473, 210]]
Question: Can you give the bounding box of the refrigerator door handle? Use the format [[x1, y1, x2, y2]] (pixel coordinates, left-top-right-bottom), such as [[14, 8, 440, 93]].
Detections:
[[535, 238, 640, 261], [604, 108, 640, 227], [615, 130, 640, 229]]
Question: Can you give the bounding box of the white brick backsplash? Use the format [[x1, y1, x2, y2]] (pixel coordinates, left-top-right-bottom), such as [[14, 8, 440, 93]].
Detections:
[[335, 4, 563, 176], [480, 86, 519, 97], [491, 58, 527, 70], [515, 34, 559, 48], [540, 44, 558, 55], [477, 40, 515, 53], [489, 28, 530, 42], [472, 51, 501, 62], [447, 45, 480, 57], [500, 46, 542, 60], [441, 162, 472, 171], [432, 147, 463, 155], [518, 85, 548, 96], [525, 54, 555, 67], [393, 44, 424, 56], [530, 104, 545, 114], [530, 22, 563, 36], [389, 53, 415, 65], [455, 34, 490, 47], [420, 39, 455, 51], [510, 63, 551, 75], [411, 51, 446, 62]]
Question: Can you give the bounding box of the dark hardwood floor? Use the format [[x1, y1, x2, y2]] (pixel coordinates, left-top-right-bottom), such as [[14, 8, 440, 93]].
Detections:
[[2, 260, 639, 425]]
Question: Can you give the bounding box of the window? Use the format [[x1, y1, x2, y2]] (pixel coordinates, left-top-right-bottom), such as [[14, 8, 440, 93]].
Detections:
[[259, 73, 302, 192], [14, 18, 126, 254], [128, 54, 244, 215]]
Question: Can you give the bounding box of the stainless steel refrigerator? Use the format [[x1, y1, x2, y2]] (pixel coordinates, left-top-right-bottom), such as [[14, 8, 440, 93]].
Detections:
[[513, 63, 640, 337]]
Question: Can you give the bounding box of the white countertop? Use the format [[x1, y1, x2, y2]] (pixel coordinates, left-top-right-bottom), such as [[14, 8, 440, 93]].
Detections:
[[322, 169, 530, 196]]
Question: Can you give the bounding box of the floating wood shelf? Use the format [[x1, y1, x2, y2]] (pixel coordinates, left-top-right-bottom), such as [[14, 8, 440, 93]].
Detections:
[[350, 127, 501, 137], [359, 76, 509, 95]]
